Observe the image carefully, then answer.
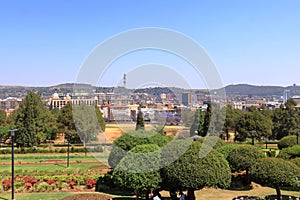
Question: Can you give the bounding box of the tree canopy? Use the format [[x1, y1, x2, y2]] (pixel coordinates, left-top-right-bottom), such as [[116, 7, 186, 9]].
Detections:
[[14, 92, 54, 147], [251, 158, 300, 200], [113, 144, 162, 200], [162, 141, 231, 200]]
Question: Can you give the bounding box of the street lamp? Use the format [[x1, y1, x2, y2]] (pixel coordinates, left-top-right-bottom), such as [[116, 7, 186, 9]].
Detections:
[[250, 130, 256, 146], [9, 129, 17, 200]]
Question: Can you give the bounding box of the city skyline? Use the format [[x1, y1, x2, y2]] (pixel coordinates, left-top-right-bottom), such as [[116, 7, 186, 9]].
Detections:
[[1, 1, 300, 87]]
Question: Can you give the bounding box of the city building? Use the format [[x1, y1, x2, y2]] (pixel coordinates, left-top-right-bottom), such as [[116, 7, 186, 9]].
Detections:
[[48, 93, 98, 109], [182, 93, 192, 106]]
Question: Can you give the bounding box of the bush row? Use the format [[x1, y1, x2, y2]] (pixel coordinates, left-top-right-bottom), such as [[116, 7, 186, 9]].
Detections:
[[0, 146, 104, 154]]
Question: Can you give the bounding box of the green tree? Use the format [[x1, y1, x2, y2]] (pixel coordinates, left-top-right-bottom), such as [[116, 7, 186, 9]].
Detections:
[[57, 102, 78, 142], [135, 107, 145, 131], [226, 145, 265, 184], [113, 144, 162, 200], [162, 141, 231, 200], [73, 104, 105, 143], [108, 130, 171, 168], [236, 107, 273, 142], [190, 108, 204, 136], [201, 103, 211, 136], [251, 158, 300, 200], [0, 109, 7, 126], [223, 106, 242, 140], [14, 92, 51, 147], [272, 99, 300, 140]]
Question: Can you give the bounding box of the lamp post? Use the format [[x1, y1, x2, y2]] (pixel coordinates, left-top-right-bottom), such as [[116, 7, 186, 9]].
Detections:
[[250, 130, 256, 146], [67, 132, 70, 168], [9, 129, 17, 200]]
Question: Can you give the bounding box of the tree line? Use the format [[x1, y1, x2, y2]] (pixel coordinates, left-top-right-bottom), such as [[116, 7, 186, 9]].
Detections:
[[190, 99, 300, 142], [0, 92, 105, 147]]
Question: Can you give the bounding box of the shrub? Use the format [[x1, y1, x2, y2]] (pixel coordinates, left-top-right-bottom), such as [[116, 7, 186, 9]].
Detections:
[[278, 135, 298, 150], [2, 178, 12, 191], [227, 145, 265, 172], [59, 148, 67, 153], [216, 143, 239, 159], [67, 179, 76, 189], [277, 145, 300, 160], [85, 178, 97, 189], [291, 158, 300, 167], [251, 158, 300, 200]]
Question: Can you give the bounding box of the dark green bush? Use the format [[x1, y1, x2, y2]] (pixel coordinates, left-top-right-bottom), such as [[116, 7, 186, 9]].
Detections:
[[278, 135, 297, 150], [291, 158, 300, 167], [216, 143, 239, 159], [277, 145, 300, 160]]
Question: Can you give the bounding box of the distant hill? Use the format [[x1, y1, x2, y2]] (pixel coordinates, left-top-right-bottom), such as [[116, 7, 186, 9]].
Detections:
[[0, 83, 300, 99], [224, 84, 300, 97]]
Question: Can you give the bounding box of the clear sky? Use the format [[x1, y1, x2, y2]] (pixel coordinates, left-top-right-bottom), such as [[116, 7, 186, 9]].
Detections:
[[0, 0, 300, 88]]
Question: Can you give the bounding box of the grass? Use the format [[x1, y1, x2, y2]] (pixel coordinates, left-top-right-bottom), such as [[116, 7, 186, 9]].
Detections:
[[194, 187, 300, 200], [0, 187, 299, 200], [0, 162, 106, 172], [0, 192, 70, 200]]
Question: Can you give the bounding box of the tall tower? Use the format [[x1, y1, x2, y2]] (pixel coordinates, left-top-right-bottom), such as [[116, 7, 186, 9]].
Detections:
[[123, 74, 126, 88], [283, 90, 291, 103]]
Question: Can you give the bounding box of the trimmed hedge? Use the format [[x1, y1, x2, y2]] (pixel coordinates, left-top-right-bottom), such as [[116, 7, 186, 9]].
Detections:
[[277, 145, 300, 160], [278, 135, 298, 150], [0, 146, 104, 154]]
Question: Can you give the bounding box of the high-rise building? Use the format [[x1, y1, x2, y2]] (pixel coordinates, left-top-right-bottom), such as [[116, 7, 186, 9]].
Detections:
[[283, 90, 291, 103], [182, 93, 192, 106]]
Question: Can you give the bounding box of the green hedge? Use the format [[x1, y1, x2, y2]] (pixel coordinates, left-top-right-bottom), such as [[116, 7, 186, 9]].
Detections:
[[0, 146, 104, 154], [277, 145, 300, 160], [278, 135, 298, 150]]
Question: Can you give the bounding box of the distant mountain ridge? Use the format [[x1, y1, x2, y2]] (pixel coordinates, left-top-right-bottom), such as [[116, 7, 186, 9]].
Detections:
[[0, 83, 300, 99], [224, 84, 300, 96]]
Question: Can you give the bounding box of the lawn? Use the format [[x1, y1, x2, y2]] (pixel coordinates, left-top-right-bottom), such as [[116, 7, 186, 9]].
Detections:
[[0, 192, 70, 200], [0, 187, 299, 200]]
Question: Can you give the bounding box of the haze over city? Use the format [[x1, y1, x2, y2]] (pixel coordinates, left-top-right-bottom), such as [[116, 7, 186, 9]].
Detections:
[[1, 1, 300, 88]]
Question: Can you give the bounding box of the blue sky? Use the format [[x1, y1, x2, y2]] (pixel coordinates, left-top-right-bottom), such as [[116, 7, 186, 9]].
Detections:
[[0, 0, 299, 88]]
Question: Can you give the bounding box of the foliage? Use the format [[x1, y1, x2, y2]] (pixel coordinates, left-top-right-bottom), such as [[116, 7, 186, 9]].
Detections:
[[251, 158, 300, 200], [14, 92, 54, 147], [73, 104, 105, 143], [135, 108, 145, 130], [0, 109, 7, 126], [223, 105, 243, 139], [197, 136, 225, 149], [108, 130, 171, 168], [190, 108, 204, 136], [277, 145, 300, 160], [272, 100, 300, 140], [57, 102, 78, 142], [278, 135, 298, 150], [216, 143, 240, 159], [113, 144, 162, 198], [291, 158, 300, 168], [226, 145, 265, 172], [236, 107, 273, 142], [162, 141, 231, 199]]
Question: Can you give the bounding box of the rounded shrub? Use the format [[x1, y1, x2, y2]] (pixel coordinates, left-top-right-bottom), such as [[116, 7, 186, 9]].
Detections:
[[251, 158, 300, 200], [278, 135, 298, 150], [278, 145, 300, 160], [291, 158, 300, 167]]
